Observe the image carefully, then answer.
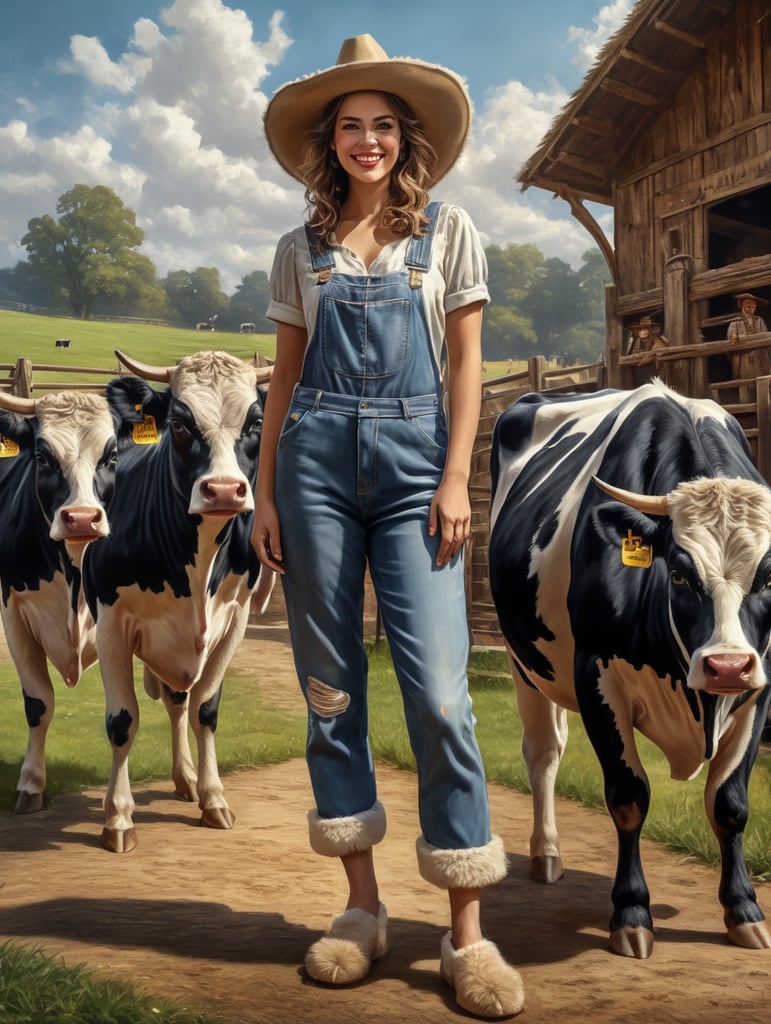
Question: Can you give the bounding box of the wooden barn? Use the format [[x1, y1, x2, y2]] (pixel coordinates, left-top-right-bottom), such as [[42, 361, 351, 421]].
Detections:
[[518, 0, 771, 433], [466, 0, 771, 646]]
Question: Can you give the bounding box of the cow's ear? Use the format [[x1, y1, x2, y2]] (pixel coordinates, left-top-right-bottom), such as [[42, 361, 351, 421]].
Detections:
[[0, 409, 34, 446], [106, 376, 171, 429], [591, 501, 661, 554]]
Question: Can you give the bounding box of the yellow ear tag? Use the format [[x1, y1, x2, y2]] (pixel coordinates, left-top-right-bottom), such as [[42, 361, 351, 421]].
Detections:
[[0, 433, 20, 458], [131, 413, 159, 445], [622, 528, 652, 568]]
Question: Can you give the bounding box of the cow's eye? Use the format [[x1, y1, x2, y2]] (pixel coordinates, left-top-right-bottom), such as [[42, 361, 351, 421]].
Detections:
[[34, 450, 51, 468], [671, 570, 689, 587], [170, 417, 191, 436]]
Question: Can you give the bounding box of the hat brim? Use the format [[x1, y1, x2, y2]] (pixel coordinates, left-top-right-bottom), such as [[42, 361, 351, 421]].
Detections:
[[264, 57, 471, 187]]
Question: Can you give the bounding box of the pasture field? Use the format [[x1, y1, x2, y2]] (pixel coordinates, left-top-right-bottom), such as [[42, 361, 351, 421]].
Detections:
[[0, 309, 277, 379], [0, 309, 521, 380]]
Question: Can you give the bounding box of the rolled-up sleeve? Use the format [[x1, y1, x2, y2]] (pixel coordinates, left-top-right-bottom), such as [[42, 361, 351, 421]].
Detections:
[[443, 206, 490, 314], [266, 231, 306, 328]]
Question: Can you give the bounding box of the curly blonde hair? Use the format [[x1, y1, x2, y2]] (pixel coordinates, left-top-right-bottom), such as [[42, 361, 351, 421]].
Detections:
[[298, 92, 438, 250]]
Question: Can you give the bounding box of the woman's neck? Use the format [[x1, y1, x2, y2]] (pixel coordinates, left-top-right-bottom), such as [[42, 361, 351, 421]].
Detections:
[[339, 180, 389, 223]]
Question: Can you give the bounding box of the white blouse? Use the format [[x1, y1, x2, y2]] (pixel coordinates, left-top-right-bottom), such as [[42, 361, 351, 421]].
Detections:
[[266, 203, 489, 367]]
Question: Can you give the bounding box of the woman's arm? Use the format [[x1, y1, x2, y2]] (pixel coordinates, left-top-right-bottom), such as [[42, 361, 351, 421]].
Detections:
[[251, 321, 308, 571], [429, 300, 484, 566]]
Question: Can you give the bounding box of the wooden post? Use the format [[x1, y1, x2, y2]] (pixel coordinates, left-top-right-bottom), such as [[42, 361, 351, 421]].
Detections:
[[663, 253, 698, 394], [605, 282, 623, 387], [13, 358, 33, 397], [528, 355, 546, 393], [756, 374, 771, 485]]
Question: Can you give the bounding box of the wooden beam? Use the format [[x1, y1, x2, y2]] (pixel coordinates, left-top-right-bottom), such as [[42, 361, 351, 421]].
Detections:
[[600, 77, 663, 106], [619, 47, 680, 76], [570, 114, 613, 136], [619, 332, 771, 366], [652, 19, 707, 48], [560, 188, 617, 283], [554, 151, 607, 180]]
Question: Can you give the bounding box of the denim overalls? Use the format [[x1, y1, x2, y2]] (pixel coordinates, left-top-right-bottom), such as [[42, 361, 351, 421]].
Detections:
[[275, 203, 491, 852]]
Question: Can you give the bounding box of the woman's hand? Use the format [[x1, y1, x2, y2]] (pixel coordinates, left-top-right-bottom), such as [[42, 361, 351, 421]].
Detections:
[[251, 498, 285, 573], [429, 470, 471, 566]]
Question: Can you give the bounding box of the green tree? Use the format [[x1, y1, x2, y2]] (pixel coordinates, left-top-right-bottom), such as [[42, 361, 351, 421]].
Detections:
[[20, 184, 156, 320], [222, 269, 274, 333], [163, 267, 229, 327]]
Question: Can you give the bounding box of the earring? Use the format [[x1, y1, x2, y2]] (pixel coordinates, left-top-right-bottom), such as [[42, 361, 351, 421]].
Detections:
[[330, 155, 339, 168], [399, 149, 406, 161]]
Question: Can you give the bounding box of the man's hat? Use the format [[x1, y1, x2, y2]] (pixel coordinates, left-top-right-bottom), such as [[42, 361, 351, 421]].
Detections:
[[734, 292, 769, 308], [263, 34, 471, 187]]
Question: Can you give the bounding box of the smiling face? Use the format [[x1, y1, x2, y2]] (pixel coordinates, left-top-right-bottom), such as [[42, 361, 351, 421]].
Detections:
[[331, 91, 402, 186]]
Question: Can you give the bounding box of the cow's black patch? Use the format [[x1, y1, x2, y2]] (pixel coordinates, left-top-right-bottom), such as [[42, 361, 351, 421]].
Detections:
[[106, 708, 133, 747], [22, 690, 47, 728]]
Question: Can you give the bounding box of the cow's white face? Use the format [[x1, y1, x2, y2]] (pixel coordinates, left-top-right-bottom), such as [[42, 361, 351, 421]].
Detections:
[[34, 392, 117, 555], [667, 477, 771, 694], [168, 351, 259, 517]]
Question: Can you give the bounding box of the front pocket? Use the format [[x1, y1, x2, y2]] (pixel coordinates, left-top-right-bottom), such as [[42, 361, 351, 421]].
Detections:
[[321, 296, 411, 379]]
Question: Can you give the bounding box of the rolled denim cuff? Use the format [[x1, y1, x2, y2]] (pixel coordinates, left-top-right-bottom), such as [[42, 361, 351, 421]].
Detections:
[[416, 833, 508, 889], [308, 800, 387, 857]]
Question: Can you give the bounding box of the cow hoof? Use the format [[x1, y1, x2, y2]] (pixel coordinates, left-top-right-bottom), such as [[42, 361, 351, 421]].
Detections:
[[14, 790, 45, 814], [609, 926, 654, 959], [174, 781, 196, 802], [529, 855, 564, 884], [727, 920, 771, 949], [199, 807, 235, 829], [100, 826, 138, 854]]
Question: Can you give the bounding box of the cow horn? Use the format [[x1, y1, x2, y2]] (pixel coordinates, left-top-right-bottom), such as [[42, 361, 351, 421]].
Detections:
[[0, 392, 36, 415], [115, 349, 172, 383], [253, 364, 274, 385], [592, 475, 669, 516]]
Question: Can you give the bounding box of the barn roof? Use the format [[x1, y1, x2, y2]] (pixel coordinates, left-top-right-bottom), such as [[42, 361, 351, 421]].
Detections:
[[518, 0, 734, 205]]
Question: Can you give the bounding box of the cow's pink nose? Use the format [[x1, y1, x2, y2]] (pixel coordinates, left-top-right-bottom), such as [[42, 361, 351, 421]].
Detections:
[[704, 653, 754, 692]]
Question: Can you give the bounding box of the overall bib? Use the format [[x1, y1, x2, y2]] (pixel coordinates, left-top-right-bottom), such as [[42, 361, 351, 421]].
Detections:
[[275, 203, 491, 853]]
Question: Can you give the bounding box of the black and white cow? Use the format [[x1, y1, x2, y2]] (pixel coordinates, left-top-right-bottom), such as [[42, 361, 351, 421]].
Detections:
[[0, 390, 117, 813], [82, 349, 274, 853], [489, 380, 771, 958]]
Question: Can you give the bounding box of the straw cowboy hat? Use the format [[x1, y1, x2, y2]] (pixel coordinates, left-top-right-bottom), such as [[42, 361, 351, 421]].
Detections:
[[263, 34, 471, 186], [734, 292, 769, 308]]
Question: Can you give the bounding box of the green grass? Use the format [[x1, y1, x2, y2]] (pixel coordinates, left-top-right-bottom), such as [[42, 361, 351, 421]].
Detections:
[[0, 657, 305, 813], [0, 941, 227, 1024], [0, 308, 276, 381]]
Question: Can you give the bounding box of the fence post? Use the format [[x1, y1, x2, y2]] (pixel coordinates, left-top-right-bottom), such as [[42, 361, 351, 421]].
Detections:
[[528, 355, 546, 393], [14, 358, 33, 397]]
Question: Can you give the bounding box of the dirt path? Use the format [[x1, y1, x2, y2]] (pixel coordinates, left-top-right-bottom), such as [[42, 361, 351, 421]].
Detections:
[[1, 606, 770, 1024]]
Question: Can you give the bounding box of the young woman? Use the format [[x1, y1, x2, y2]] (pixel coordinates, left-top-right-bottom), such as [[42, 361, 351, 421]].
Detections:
[[253, 34, 524, 1019]]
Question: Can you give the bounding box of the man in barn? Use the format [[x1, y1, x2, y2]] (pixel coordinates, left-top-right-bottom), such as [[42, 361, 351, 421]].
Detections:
[[727, 292, 769, 399]]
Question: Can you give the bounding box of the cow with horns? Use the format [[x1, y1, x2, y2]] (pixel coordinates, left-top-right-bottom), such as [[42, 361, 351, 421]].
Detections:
[[0, 390, 117, 813], [82, 349, 274, 853], [488, 380, 771, 958]]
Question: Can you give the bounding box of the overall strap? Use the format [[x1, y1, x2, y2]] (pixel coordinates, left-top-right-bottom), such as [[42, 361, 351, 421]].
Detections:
[[405, 201, 442, 287], [304, 226, 335, 281]]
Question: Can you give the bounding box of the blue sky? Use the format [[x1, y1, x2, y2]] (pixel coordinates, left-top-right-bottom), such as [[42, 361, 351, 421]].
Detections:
[[0, 0, 633, 291]]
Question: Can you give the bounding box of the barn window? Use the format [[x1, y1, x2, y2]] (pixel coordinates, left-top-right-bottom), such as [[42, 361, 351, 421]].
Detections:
[[707, 184, 771, 270]]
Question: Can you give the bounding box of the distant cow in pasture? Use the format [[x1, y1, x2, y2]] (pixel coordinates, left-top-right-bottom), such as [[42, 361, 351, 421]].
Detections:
[[489, 381, 771, 958], [0, 390, 117, 813], [55, 339, 72, 348], [82, 349, 274, 853]]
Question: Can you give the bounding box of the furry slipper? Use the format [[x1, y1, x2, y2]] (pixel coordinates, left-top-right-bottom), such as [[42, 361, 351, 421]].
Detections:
[[305, 902, 388, 985], [440, 932, 525, 1018]]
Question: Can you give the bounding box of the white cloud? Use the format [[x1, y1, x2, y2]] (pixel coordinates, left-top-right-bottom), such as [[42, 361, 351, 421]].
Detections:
[[568, 0, 634, 71]]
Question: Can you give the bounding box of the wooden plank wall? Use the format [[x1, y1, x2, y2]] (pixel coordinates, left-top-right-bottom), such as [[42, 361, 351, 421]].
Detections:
[[615, 0, 771, 308]]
